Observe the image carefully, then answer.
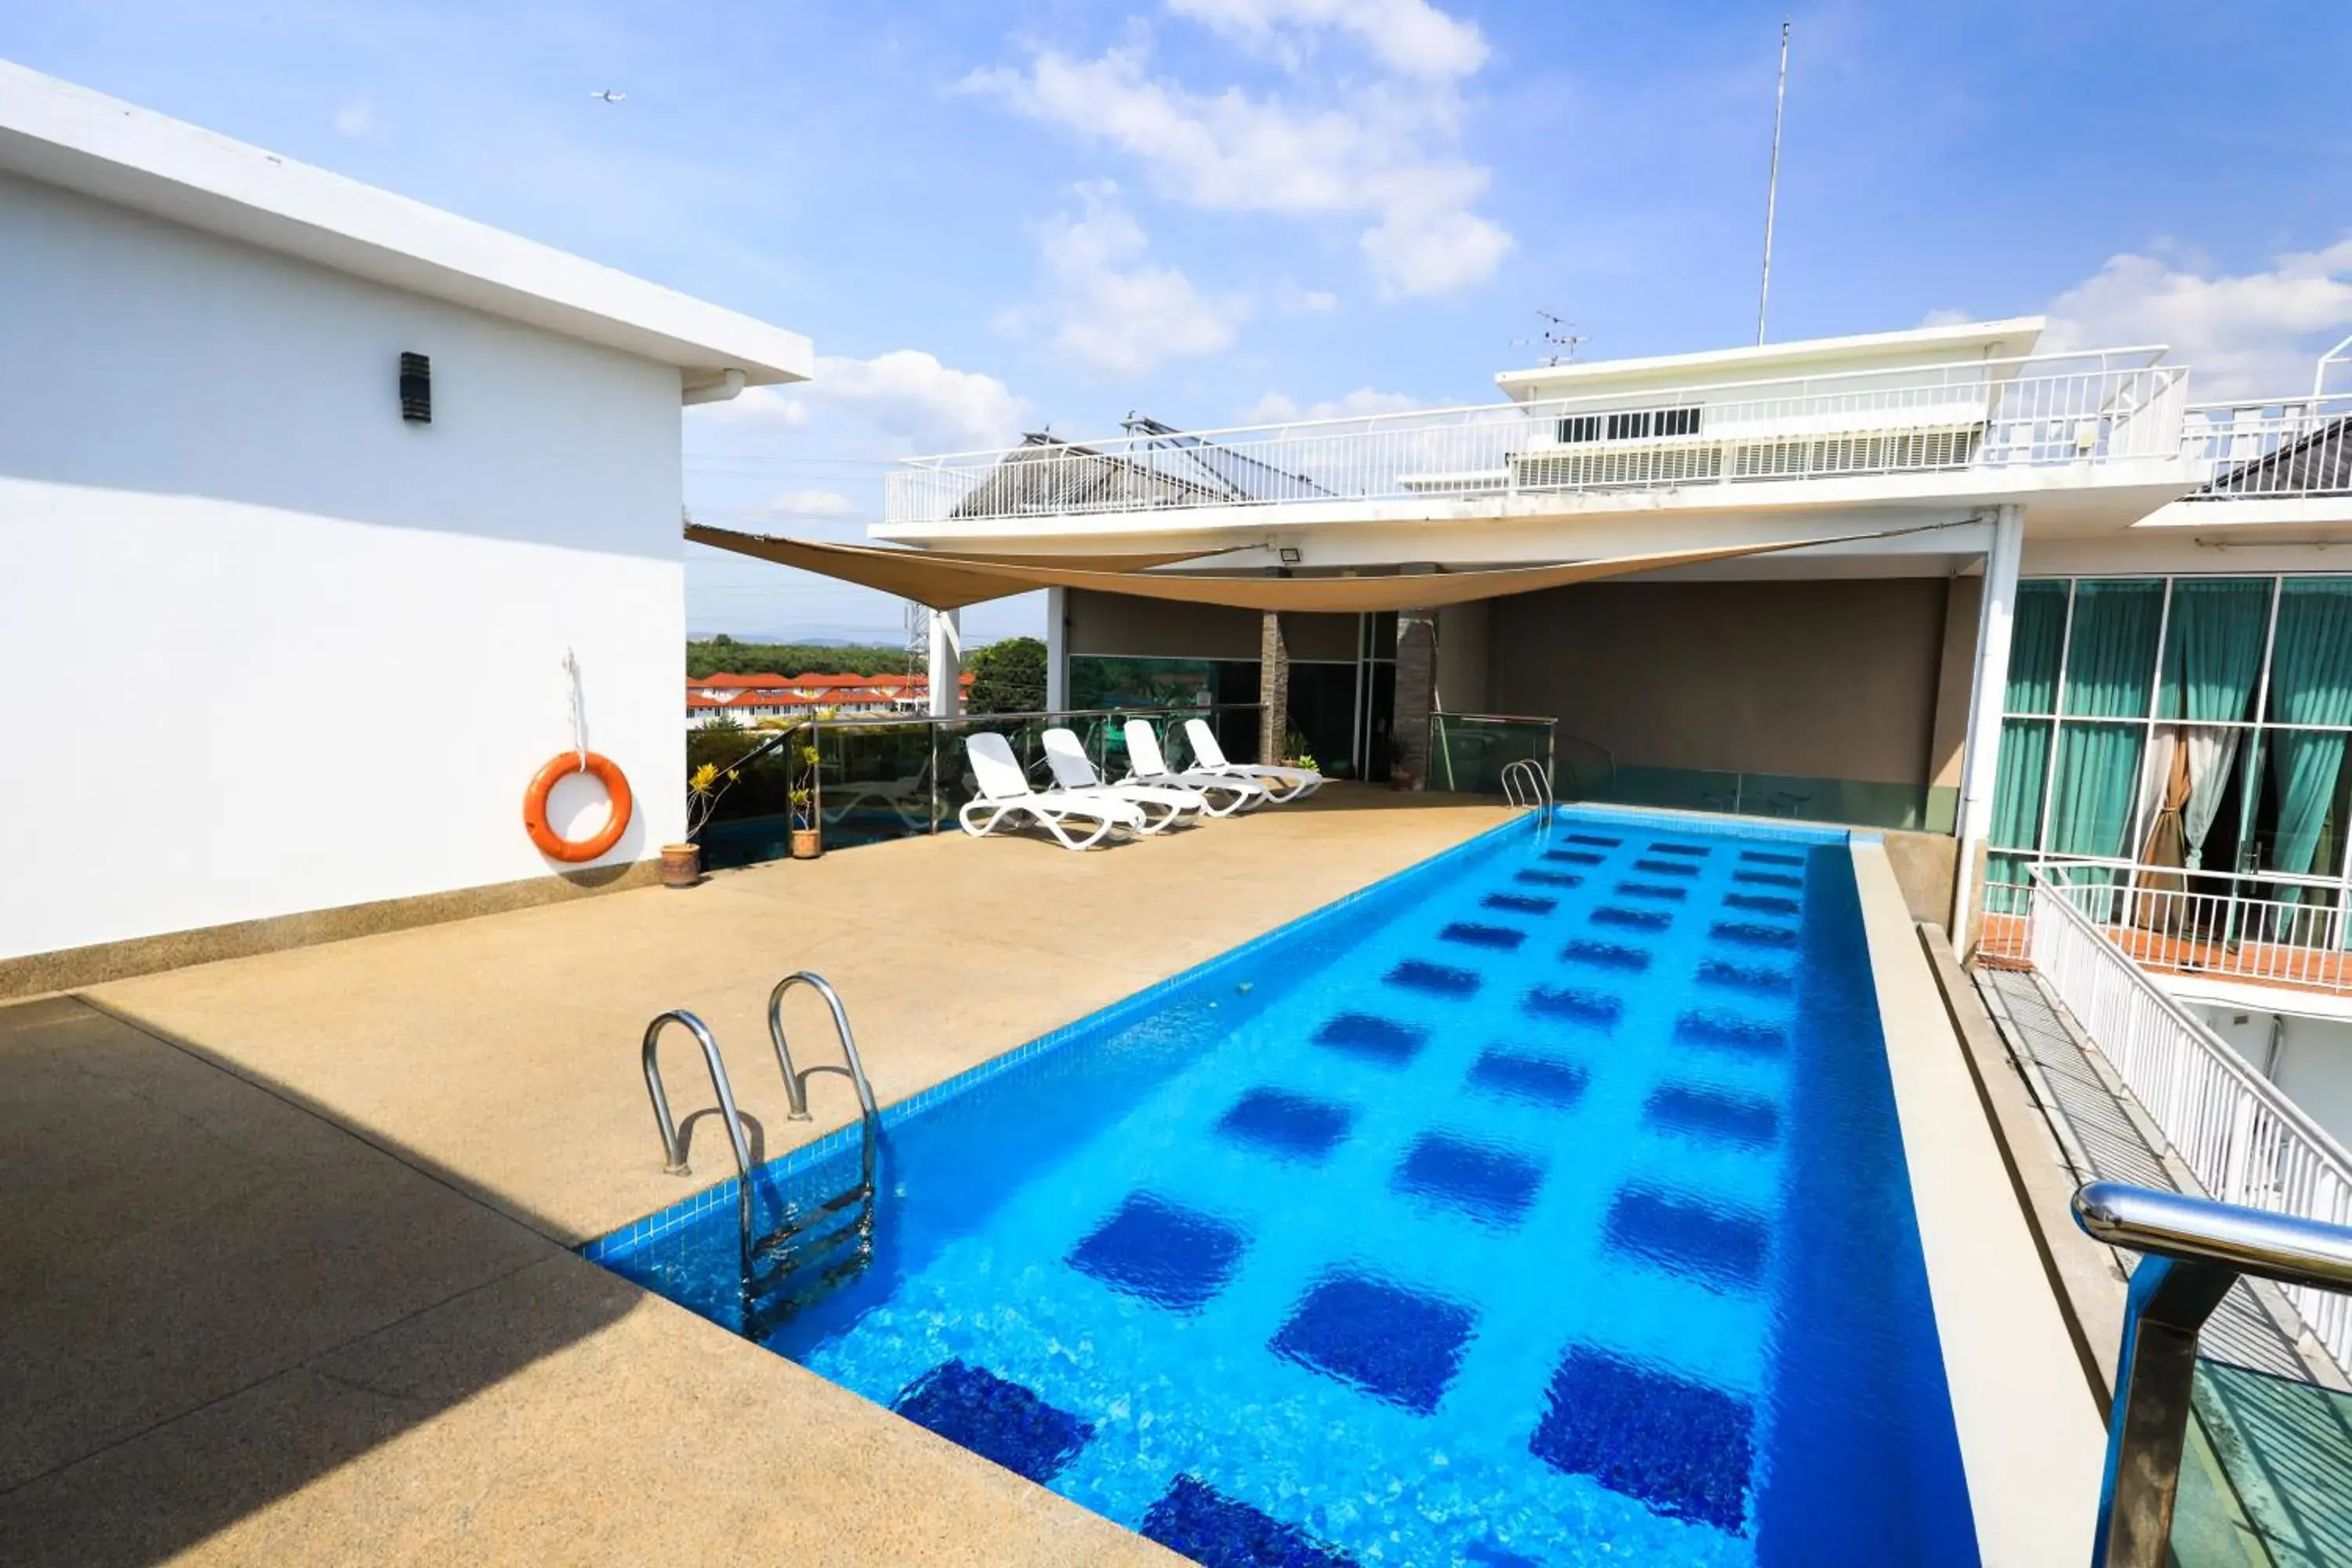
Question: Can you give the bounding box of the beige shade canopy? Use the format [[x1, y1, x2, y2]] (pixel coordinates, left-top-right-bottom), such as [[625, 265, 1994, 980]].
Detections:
[[684, 523, 1934, 614]]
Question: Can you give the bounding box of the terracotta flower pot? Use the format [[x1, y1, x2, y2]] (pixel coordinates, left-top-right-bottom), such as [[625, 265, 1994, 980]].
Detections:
[[790, 827, 822, 861], [659, 842, 702, 888]]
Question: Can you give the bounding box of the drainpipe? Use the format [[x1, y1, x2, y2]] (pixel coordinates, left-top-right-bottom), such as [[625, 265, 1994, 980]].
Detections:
[[682, 368, 747, 406]]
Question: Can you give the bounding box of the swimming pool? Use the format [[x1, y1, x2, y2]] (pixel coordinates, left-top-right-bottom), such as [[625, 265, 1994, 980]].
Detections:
[[590, 808, 1976, 1565]]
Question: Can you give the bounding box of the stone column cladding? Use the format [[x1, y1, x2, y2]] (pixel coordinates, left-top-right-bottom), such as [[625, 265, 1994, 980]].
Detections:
[[1258, 611, 1289, 766], [1392, 608, 1437, 787]]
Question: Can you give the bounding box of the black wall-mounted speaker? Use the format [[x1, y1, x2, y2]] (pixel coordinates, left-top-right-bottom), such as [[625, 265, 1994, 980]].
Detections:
[[399, 351, 431, 423]]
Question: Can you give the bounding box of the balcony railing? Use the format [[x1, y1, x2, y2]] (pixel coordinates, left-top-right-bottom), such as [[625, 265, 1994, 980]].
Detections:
[[1981, 865, 2352, 997], [886, 351, 2194, 526], [2177, 394, 2352, 501], [2022, 866, 2352, 1368]]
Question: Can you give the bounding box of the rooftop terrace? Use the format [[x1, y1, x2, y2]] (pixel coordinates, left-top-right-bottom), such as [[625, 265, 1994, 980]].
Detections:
[[0, 790, 1504, 1563]]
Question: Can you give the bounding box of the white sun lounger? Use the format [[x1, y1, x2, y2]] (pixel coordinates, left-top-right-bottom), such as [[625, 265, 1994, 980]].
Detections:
[[959, 732, 1145, 850], [1040, 728, 1206, 833], [1183, 717, 1325, 801], [1123, 720, 1269, 816]]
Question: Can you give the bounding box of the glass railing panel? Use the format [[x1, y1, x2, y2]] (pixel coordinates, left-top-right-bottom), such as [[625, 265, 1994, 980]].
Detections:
[[2173, 1356, 2352, 1566], [1425, 714, 1555, 796], [1593, 764, 1957, 834], [688, 725, 801, 870], [819, 722, 939, 848]]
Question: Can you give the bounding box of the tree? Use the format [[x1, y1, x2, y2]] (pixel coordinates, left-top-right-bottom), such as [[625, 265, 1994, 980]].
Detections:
[[965, 636, 1047, 715]]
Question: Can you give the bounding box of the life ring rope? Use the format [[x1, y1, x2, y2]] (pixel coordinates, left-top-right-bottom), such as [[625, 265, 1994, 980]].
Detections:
[[524, 751, 632, 862]]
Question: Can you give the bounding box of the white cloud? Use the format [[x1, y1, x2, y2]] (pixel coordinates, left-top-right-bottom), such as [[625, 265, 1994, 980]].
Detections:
[[696, 350, 1029, 453], [1000, 182, 1249, 378], [2045, 238, 2352, 400], [964, 15, 1509, 300], [1167, 0, 1488, 81], [760, 488, 856, 518], [1240, 387, 1425, 423], [333, 98, 384, 139], [1918, 307, 1974, 328]]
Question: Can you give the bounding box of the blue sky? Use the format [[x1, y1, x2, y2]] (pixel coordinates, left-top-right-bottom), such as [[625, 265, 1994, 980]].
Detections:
[[8, 0, 2350, 642]]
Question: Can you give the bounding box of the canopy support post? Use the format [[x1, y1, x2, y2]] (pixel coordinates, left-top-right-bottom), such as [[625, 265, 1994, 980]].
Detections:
[[927, 609, 962, 718]]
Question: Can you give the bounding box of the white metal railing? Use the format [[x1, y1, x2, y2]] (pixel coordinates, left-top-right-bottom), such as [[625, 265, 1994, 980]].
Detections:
[[2027, 867, 2352, 1363], [2178, 394, 2352, 501], [885, 351, 2193, 524], [1983, 866, 2352, 996]]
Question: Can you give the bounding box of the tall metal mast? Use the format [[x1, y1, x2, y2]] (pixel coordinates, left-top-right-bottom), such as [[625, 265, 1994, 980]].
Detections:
[[1757, 19, 1791, 346]]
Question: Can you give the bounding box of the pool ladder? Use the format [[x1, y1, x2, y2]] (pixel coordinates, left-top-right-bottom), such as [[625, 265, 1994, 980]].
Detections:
[[640, 972, 881, 1334], [1501, 757, 1554, 815]]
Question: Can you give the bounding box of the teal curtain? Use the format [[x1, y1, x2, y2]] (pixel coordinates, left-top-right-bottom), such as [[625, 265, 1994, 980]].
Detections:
[[2006, 582, 2067, 713], [2062, 579, 2165, 717], [2160, 579, 2270, 866], [2049, 722, 2144, 858], [1990, 717, 2050, 851], [2264, 581, 2352, 878], [2160, 579, 2270, 721]]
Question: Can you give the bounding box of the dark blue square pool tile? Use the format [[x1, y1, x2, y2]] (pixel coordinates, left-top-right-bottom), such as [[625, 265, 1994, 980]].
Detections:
[[1467, 1047, 1591, 1108], [1695, 959, 1794, 996], [1314, 1012, 1427, 1065], [1270, 1275, 1475, 1414], [1605, 1189, 1771, 1290], [1646, 1084, 1780, 1149], [1631, 858, 1700, 877], [1442, 921, 1529, 951], [1526, 986, 1623, 1030], [1616, 880, 1689, 903], [1484, 891, 1557, 916], [1544, 848, 1606, 866], [1675, 1011, 1788, 1056], [1648, 842, 1710, 858], [1394, 1133, 1545, 1227], [1724, 892, 1800, 917], [1562, 832, 1622, 848], [1516, 869, 1584, 889], [1069, 1193, 1248, 1313], [1386, 958, 1482, 997], [1740, 848, 1804, 866], [1559, 938, 1652, 972], [1592, 906, 1671, 933], [1711, 920, 1799, 950], [1141, 1475, 1354, 1567], [1733, 869, 1804, 890], [1218, 1088, 1355, 1161], [1530, 1347, 1755, 1534], [892, 1359, 1094, 1483]]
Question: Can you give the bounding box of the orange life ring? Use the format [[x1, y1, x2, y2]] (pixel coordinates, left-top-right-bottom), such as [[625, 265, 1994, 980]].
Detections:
[[523, 751, 633, 862]]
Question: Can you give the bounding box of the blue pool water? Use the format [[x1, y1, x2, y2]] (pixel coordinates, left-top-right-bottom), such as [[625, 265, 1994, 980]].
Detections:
[[590, 808, 1976, 1565]]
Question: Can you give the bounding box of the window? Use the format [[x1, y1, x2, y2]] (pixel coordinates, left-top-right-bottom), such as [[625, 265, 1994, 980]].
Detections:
[[1986, 575, 2352, 913], [1559, 406, 1703, 444]]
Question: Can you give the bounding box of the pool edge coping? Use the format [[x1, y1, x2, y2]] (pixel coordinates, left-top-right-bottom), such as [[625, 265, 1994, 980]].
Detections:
[[1850, 837, 2107, 1566]]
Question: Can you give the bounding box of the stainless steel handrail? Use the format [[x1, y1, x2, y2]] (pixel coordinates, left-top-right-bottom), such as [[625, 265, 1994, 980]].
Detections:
[[769, 971, 880, 1126], [2072, 1181, 2352, 1566], [641, 1009, 753, 1179], [1500, 757, 1553, 813]]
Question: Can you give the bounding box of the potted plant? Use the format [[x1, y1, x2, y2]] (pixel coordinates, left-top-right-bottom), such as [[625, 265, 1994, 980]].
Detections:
[[667, 760, 739, 887], [788, 740, 822, 859]]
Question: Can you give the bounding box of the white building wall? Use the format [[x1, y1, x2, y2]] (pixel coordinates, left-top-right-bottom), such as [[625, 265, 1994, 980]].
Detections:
[[2187, 1003, 2352, 1156], [0, 169, 687, 961]]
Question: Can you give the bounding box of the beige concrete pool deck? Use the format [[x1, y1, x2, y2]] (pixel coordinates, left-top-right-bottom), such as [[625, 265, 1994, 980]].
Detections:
[[1, 789, 1511, 1565]]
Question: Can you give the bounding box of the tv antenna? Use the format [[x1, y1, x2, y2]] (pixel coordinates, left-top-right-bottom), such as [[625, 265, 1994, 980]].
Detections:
[[1756, 20, 1791, 344], [1515, 310, 1588, 367]]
